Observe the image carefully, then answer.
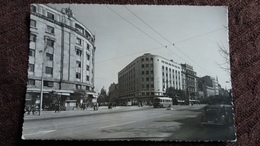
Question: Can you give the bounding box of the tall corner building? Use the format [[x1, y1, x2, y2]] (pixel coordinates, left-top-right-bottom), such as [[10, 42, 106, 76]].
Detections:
[[27, 4, 96, 104], [118, 53, 184, 104]]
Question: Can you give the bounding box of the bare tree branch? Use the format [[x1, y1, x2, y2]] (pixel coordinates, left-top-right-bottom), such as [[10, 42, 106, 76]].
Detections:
[[217, 42, 230, 73]]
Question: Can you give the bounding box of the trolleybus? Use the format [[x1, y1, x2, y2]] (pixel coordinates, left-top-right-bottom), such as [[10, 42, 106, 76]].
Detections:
[[153, 97, 172, 108]]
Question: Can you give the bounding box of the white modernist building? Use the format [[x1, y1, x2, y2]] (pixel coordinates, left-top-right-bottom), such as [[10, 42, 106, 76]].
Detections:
[[118, 53, 183, 104]]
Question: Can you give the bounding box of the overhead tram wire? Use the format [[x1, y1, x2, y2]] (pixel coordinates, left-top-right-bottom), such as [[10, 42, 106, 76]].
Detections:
[[105, 5, 185, 63], [100, 5, 226, 75], [105, 5, 165, 47], [123, 6, 173, 47], [174, 27, 226, 45], [96, 26, 227, 65], [95, 46, 165, 64], [123, 5, 222, 75], [123, 5, 186, 62]]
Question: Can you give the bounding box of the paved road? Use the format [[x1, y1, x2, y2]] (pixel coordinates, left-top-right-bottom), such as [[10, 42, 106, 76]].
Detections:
[[22, 105, 235, 141]]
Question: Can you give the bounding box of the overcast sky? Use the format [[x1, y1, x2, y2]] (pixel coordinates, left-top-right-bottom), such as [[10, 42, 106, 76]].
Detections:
[[49, 4, 231, 92]]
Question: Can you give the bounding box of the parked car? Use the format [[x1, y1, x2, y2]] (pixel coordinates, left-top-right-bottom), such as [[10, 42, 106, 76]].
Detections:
[[200, 104, 233, 126]]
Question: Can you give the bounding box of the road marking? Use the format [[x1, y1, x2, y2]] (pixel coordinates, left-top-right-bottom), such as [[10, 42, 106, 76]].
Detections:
[[23, 130, 56, 136], [99, 121, 136, 129]]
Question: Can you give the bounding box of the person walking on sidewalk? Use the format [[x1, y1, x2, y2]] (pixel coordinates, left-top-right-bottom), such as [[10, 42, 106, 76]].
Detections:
[[108, 102, 113, 109], [31, 104, 36, 115], [55, 102, 61, 113], [93, 102, 98, 111]]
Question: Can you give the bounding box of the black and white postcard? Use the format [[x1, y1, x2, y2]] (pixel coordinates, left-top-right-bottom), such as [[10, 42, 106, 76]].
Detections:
[[23, 4, 236, 141]]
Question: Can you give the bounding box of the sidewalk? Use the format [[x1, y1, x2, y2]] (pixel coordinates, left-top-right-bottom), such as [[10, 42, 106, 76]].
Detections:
[[23, 106, 152, 121]]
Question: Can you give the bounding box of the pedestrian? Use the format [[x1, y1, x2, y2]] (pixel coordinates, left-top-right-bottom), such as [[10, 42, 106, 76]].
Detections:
[[31, 104, 36, 115], [110, 102, 113, 109], [54, 102, 57, 113], [93, 102, 98, 111], [58, 102, 61, 112], [55, 102, 60, 113], [42, 104, 44, 111], [26, 105, 31, 115], [83, 104, 85, 110], [96, 103, 99, 110]]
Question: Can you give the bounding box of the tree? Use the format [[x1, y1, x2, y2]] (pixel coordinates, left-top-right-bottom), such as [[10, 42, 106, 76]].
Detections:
[[166, 87, 179, 105], [217, 43, 230, 73], [72, 89, 89, 103], [207, 94, 232, 105], [108, 89, 119, 103]]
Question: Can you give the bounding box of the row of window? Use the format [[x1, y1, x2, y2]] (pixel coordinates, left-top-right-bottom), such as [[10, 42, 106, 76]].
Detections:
[[28, 64, 91, 81], [75, 61, 90, 71], [141, 64, 153, 68], [31, 19, 55, 35], [162, 65, 181, 72], [141, 57, 153, 62], [76, 84, 90, 90], [75, 72, 90, 81], [161, 60, 180, 69], [30, 34, 55, 48], [28, 79, 54, 87], [29, 50, 53, 61], [163, 83, 181, 89], [30, 37, 93, 62], [28, 79, 91, 90], [141, 92, 155, 96], [31, 5, 59, 22], [141, 84, 154, 88], [76, 37, 91, 49], [31, 5, 94, 42], [30, 50, 91, 71], [31, 21, 93, 51], [76, 48, 93, 60], [120, 92, 155, 96], [141, 70, 153, 75], [142, 77, 154, 82], [28, 64, 53, 74]]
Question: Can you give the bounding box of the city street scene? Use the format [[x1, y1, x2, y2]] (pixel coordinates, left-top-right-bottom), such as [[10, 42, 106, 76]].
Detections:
[[23, 4, 235, 141]]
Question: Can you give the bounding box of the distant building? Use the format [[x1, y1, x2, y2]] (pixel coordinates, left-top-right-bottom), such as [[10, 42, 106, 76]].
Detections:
[[27, 4, 96, 107], [181, 63, 198, 99], [118, 53, 183, 104], [219, 87, 229, 96], [108, 83, 119, 102], [198, 75, 219, 98]]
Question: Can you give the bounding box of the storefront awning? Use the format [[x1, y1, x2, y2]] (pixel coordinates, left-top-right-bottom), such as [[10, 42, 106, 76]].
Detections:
[[27, 88, 73, 95], [87, 92, 98, 98], [57, 93, 70, 96], [26, 88, 52, 93], [55, 90, 74, 93]]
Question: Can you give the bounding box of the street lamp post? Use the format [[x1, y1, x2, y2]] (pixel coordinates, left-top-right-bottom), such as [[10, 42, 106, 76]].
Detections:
[[39, 38, 47, 115]]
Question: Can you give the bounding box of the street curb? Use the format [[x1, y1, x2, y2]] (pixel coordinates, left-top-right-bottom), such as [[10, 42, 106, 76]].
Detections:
[[24, 106, 153, 121]]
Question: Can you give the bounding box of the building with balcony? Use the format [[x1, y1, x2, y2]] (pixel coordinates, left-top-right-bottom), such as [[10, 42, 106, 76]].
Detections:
[[26, 4, 96, 108], [118, 53, 183, 104]]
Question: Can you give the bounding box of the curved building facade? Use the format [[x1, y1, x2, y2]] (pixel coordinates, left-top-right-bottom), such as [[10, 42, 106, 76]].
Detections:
[[27, 4, 96, 106], [118, 53, 183, 104]]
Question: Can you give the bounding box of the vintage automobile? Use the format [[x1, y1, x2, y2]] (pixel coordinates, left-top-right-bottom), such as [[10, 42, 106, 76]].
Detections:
[[200, 104, 233, 126]]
